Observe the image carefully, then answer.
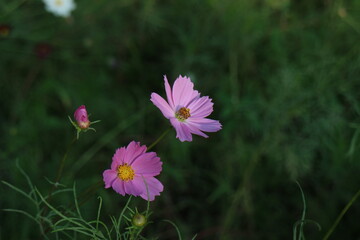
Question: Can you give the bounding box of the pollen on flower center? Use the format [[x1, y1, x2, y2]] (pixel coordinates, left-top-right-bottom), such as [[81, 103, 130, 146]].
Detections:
[[175, 107, 191, 121], [55, 0, 63, 6], [117, 164, 135, 181]]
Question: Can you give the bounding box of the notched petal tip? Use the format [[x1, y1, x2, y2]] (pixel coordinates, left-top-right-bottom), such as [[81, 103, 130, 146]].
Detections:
[[112, 147, 126, 167]]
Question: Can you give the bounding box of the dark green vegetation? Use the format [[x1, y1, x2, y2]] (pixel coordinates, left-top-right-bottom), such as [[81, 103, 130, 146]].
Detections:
[[1, 0, 360, 239]]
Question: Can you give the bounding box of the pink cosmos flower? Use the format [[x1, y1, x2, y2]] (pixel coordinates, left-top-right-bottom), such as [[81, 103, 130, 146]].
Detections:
[[102, 141, 163, 201], [151, 75, 222, 142], [74, 105, 90, 129]]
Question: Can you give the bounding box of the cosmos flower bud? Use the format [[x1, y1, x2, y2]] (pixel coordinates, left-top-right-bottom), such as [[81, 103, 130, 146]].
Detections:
[[74, 105, 90, 129], [132, 213, 147, 227], [69, 105, 100, 139]]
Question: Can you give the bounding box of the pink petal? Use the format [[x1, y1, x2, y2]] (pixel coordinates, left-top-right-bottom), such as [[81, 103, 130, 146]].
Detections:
[[186, 122, 209, 138], [170, 118, 193, 142], [150, 93, 174, 119], [187, 118, 222, 132], [131, 153, 162, 177], [74, 105, 89, 122], [111, 147, 126, 170], [164, 75, 175, 109], [124, 180, 142, 196], [187, 96, 214, 118], [103, 169, 118, 188], [172, 75, 199, 108], [112, 178, 125, 196], [123, 141, 147, 165], [133, 176, 163, 201], [184, 88, 200, 108]]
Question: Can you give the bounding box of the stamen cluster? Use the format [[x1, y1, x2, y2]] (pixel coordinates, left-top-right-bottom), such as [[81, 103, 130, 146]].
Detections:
[[175, 107, 191, 121]]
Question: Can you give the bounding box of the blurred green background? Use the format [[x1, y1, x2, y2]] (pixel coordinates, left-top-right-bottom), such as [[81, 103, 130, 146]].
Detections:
[[1, 0, 360, 239]]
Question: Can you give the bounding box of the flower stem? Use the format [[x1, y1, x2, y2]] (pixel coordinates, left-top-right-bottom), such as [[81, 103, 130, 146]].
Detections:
[[42, 136, 76, 232], [147, 126, 172, 151], [54, 136, 77, 184], [322, 188, 360, 240]]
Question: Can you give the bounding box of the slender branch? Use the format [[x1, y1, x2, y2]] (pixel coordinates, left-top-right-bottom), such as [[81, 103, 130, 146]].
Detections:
[[42, 136, 76, 234], [323, 189, 360, 240], [147, 127, 172, 151], [48, 136, 77, 201]]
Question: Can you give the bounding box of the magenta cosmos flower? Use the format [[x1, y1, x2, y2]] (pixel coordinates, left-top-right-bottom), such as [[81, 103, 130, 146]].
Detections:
[[74, 105, 90, 129], [103, 141, 163, 201], [151, 75, 222, 142]]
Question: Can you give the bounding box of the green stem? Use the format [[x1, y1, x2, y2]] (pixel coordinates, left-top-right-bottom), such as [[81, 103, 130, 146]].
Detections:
[[42, 136, 76, 233], [322, 189, 360, 240], [147, 127, 172, 151], [117, 196, 132, 240], [43, 179, 102, 234], [54, 137, 77, 184], [296, 181, 306, 240]]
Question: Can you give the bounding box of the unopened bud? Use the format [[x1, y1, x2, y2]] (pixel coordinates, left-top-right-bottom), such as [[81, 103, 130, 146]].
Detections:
[[74, 105, 90, 129], [69, 105, 100, 139], [132, 213, 146, 227]]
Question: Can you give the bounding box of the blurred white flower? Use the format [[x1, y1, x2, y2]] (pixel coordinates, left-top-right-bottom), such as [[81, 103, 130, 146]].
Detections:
[[43, 0, 76, 18]]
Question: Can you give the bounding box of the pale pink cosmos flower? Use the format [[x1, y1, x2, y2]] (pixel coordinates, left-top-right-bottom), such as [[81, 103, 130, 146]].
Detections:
[[74, 105, 90, 129], [102, 141, 163, 201], [151, 75, 222, 142]]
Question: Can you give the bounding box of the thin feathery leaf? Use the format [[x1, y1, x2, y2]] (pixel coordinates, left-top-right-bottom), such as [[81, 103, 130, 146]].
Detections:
[[88, 220, 112, 240], [44, 177, 66, 188], [3, 209, 39, 224], [52, 227, 99, 238], [73, 183, 82, 218], [44, 189, 73, 200], [2, 181, 37, 205], [117, 196, 132, 240], [191, 234, 198, 240], [36, 188, 90, 231], [162, 220, 182, 240], [296, 181, 306, 240], [16, 159, 35, 192], [96, 196, 103, 232]]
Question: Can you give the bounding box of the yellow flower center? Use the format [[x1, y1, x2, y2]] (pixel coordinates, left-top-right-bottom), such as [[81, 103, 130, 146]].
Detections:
[[175, 107, 191, 121], [55, 0, 63, 6], [117, 164, 135, 181]]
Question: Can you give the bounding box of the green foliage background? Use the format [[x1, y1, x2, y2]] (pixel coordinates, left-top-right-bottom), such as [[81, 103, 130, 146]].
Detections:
[[1, 0, 360, 239]]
